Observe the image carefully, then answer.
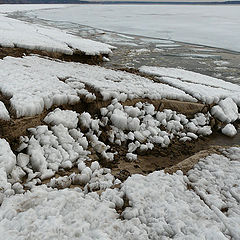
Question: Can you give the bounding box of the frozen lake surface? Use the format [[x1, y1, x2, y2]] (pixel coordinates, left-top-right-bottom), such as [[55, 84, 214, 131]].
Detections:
[[27, 4, 240, 52]]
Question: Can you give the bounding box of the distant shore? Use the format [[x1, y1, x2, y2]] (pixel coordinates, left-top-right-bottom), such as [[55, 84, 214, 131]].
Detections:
[[1, 1, 240, 5]]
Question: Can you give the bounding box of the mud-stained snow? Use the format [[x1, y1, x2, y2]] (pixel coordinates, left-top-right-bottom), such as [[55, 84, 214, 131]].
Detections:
[[0, 15, 113, 56], [0, 56, 196, 118], [140, 66, 240, 105]]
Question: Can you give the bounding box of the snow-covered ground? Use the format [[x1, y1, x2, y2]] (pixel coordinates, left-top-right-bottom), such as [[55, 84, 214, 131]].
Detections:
[[26, 4, 240, 52], [0, 8, 113, 56], [0, 140, 239, 239], [1, 56, 239, 125], [140, 66, 240, 105], [0, 56, 195, 118], [0, 5, 239, 239]]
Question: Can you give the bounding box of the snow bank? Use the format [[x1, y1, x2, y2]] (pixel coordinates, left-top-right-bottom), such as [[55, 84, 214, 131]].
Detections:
[[0, 56, 195, 118], [139, 66, 240, 105], [0, 15, 113, 56], [0, 101, 10, 121]]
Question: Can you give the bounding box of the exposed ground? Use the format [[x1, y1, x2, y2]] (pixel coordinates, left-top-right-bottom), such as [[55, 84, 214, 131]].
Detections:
[[0, 46, 108, 64]]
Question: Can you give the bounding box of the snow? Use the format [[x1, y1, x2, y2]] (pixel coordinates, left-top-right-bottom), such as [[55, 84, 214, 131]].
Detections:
[[0, 56, 195, 118], [101, 100, 212, 153], [211, 98, 239, 123], [1, 148, 240, 239], [139, 66, 240, 105], [0, 139, 16, 175], [221, 124, 237, 137], [0, 14, 113, 56], [28, 4, 240, 52], [0, 138, 16, 201], [187, 148, 240, 238], [44, 108, 79, 129], [0, 101, 10, 121]]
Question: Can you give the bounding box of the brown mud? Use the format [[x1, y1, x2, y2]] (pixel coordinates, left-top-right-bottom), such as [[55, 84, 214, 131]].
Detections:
[[0, 46, 108, 65]]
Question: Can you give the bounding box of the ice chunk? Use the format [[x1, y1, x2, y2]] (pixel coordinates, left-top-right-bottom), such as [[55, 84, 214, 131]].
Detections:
[[211, 98, 239, 123], [0, 139, 16, 174], [0, 101, 10, 121], [44, 108, 79, 129], [221, 124, 237, 137]]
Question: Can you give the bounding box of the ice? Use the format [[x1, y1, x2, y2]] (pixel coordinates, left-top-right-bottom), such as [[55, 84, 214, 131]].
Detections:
[[110, 109, 128, 130], [102, 100, 214, 155], [121, 171, 225, 239], [221, 124, 237, 137], [0, 101, 10, 121], [0, 139, 16, 175], [211, 98, 239, 123], [31, 4, 240, 52], [44, 108, 79, 129], [140, 66, 240, 105], [187, 148, 240, 238], [126, 153, 137, 161], [0, 56, 196, 118], [0, 14, 114, 56], [1, 142, 240, 238]]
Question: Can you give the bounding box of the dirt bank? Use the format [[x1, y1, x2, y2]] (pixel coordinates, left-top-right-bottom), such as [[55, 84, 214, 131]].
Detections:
[[0, 46, 108, 65]]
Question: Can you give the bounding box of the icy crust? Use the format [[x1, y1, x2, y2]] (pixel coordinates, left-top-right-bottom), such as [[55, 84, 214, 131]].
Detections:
[[187, 148, 240, 238], [0, 56, 195, 118], [0, 57, 80, 118], [0, 101, 10, 121], [139, 66, 240, 105], [139, 66, 240, 92], [1, 149, 240, 239], [122, 172, 226, 239], [0, 187, 121, 240], [0, 15, 113, 56]]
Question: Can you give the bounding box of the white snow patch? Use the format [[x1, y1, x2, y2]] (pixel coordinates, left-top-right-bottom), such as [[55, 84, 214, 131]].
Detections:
[[139, 66, 240, 105], [0, 56, 195, 118], [0, 101, 10, 121], [0, 15, 113, 55]]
